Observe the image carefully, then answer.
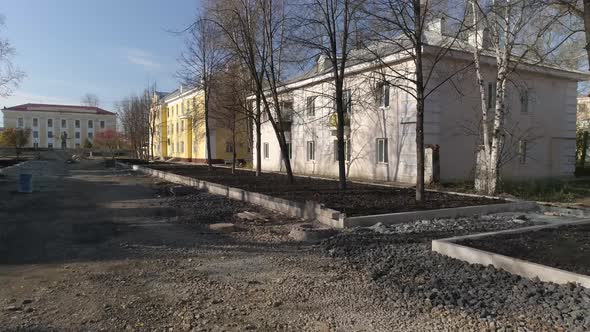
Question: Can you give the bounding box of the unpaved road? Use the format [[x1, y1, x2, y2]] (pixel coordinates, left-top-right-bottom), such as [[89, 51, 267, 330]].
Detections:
[[0, 159, 418, 332]]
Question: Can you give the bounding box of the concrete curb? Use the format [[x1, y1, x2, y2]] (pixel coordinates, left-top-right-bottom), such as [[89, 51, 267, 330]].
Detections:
[[127, 163, 345, 228], [344, 201, 538, 227], [432, 219, 590, 288], [123, 162, 540, 229]]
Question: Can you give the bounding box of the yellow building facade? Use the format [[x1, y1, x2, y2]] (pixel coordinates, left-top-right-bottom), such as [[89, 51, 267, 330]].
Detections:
[[150, 86, 250, 163]]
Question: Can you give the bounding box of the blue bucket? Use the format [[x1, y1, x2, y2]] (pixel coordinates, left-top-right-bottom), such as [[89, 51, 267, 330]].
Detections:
[[19, 173, 33, 193]]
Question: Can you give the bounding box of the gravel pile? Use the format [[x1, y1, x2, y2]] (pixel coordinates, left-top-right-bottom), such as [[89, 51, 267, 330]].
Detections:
[[323, 214, 590, 331]]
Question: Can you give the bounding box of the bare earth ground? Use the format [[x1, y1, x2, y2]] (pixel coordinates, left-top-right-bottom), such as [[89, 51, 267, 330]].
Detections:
[[0, 159, 475, 332], [2, 158, 585, 331]]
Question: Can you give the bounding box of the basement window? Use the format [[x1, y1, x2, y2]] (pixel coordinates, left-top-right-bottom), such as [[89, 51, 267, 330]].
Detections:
[[306, 141, 315, 161], [518, 140, 527, 164], [263, 142, 269, 159]]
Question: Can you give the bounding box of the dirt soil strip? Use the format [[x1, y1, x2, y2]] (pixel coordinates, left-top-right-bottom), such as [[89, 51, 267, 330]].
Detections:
[[141, 162, 503, 217], [459, 223, 590, 276]]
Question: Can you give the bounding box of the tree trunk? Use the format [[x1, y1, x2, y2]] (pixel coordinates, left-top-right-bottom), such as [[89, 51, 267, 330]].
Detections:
[[487, 75, 507, 195], [414, 4, 425, 202], [205, 87, 213, 172], [231, 117, 237, 175], [335, 79, 347, 191], [255, 92, 262, 176], [584, 0, 590, 70]]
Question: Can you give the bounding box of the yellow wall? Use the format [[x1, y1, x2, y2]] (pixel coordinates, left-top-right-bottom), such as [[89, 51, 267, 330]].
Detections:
[[150, 88, 250, 163]]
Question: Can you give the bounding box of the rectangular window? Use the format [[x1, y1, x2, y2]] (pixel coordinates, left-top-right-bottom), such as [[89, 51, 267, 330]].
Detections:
[[48, 143, 53, 149], [180, 141, 184, 153], [519, 140, 527, 164], [88, 120, 93, 129], [377, 138, 389, 163], [100, 120, 105, 128], [520, 88, 532, 113], [263, 142, 269, 159], [378, 83, 390, 108], [47, 119, 53, 128], [33, 118, 38, 127], [75, 143, 80, 149], [487, 82, 497, 110], [48, 131, 53, 138], [75, 132, 80, 139], [306, 96, 316, 117], [75, 120, 80, 128], [226, 142, 234, 153], [306, 141, 315, 161], [33, 131, 39, 138], [343, 89, 352, 113], [181, 120, 184, 131], [286, 142, 292, 159], [88, 132, 94, 139], [61, 119, 67, 128], [334, 140, 351, 161], [17, 118, 24, 128]]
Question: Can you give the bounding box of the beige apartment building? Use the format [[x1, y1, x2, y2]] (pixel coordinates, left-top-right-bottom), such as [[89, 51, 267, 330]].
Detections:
[[1, 103, 116, 149]]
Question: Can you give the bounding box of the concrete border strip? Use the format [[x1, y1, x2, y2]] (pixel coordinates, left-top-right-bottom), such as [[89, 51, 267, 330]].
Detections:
[[432, 219, 590, 288], [125, 163, 345, 228], [121, 162, 538, 229], [344, 201, 538, 227]]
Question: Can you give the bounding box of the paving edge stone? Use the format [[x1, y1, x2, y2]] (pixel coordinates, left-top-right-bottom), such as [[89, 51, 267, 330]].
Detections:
[[432, 218, 590, 288], [121, 162, 540, 229], [124, 163, 346, 228]]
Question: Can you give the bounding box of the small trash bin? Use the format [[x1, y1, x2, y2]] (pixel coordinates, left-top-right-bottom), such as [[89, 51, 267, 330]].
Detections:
[[18, 173, 33, 193]]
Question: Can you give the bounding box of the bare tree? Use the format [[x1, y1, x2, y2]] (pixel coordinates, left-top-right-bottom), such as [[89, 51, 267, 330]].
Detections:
[[81, 93, 100, 107], [179, 11, 230, 171], [290, 0, 366, 190], [470, 0, 575, 194], [118, 92, 150, 159], [361, 0, 471, 201], [0, 15, 24, 98]]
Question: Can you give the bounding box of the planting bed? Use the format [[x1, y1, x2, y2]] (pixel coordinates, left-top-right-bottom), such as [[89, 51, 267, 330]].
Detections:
[[460, 223, 590, 276], [145, 163, 503, 217]]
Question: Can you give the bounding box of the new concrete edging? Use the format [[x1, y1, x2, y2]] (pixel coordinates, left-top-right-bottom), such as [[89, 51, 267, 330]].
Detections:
[[432, 219, 590, 288], [124, 163, 345, 228], [343, 201, 538, 227]]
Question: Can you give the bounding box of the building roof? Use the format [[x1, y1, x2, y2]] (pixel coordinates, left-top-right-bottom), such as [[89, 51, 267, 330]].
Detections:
[[2, 103, 116, 115]]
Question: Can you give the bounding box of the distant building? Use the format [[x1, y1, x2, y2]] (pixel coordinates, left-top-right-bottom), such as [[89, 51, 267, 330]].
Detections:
[[1, 103, 116, 149], [577, 96, 590, 130], [149, 86, 250, 163]]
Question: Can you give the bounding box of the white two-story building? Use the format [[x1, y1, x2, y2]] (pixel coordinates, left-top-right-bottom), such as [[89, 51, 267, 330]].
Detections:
[[254, 31, 588, 184]]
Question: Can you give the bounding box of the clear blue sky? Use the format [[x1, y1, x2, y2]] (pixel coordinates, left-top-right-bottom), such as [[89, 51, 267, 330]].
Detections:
[[1, 0, 199, 122]]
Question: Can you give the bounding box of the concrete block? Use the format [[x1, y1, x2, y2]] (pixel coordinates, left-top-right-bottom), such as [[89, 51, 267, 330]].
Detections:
[[432, 218, 590, 288]]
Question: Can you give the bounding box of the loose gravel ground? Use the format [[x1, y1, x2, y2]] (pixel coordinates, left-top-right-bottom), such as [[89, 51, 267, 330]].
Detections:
[[461, 222, 590, 276], [3, 158, 589, 331], [322, 214, 590, 331]]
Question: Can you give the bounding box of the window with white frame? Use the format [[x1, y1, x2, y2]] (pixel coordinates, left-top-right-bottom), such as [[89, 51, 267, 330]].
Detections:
[[343, 89, 352, 113], [378, 82, 390, 108], [75, 132, 80, 139], [376, 138, 388, 163], [285, 142, 292, 159], [181, 120, 184, 131], [33, 118, 38, 127], [518, 140, 527, 164], [334, 139, 351, 161], [88, 120, 93, 129], [306, 141, 315, 161], [48, 131, 53, 139], [226, 142, 234, 153], [520, 88, 533, 113], [75, 120, 80, 128], [100, 120, 105, 129], [47, 119, 53, 128], [180, 141, 184, 153], [61, 119, 67, 128], [88, 132, 94, 139], [306, 96, 316, 117], [487, 82, 497, 110], [33, 131, 39, 139], [263, 142, 270, 159], [17, 117, 24, 128]]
